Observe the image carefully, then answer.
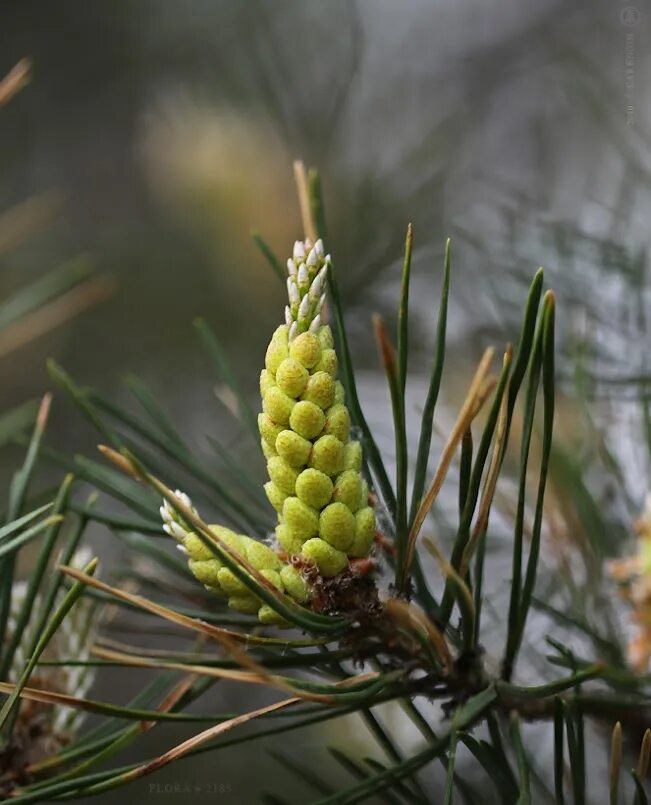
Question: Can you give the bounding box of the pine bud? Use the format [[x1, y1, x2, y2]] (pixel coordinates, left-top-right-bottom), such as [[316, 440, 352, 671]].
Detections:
[[258, 413, 283, 446], [349, 507, 377, 557], [260, 369, 275, 397], [319, 502, 356, 551], [265, 339, 288, 374], [309, 434, 344, 476], [276, 429, 312, 467], [333, 469, 362, 511], [264, 481, 287, 513], [263, 386, 296, 426], [280, 565, 310, 603], [217, 567, 250, 597], [247, 541, 282, 571], [267, 456, 299, 495], [228, 595, 260, 615], [318, 325, 334, 350], [301, 538, 348, 577], [295, 468, 333, 509], [290, 400, 325, 440], [289, 332, 321, 369], [282, 496, 319, 540], [324, 403, 350, 442], [315, 348, 338, 377], [258, 605, 288, 626], [260, 568, 283, 590], [343, 441, 362, 472], [302, 371, 336, 410], [276, 357, 309, 397], [184, 533, 215, 561], [272, 324, 289, 344], [276, 524, 303, 556], [188, 559, 222, 589]]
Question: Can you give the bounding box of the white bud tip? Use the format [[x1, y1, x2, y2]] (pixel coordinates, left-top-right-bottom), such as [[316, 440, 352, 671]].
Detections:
[[175, 490, 191, 508], [306, 248, 317, 267], [298, 295, 310, 319], [298, 264, 309, 286], [163, 521, 185, 541], [176, 544, 188, 556], [309, 265, 328, 300], [288, 321, 299, 342], [315, 239, 324, 257], [288, 282, 299, 305], [285, 306, 293, 327], [286, 258, 297, 276], [293, 241, 305, 260], [317, 293, 327, 311], [309, 314, 321, 333]]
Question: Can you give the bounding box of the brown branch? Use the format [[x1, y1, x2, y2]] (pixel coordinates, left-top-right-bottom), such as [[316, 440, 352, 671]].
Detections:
[[0, 275, 116, 359], [0, 59, 30, 107]]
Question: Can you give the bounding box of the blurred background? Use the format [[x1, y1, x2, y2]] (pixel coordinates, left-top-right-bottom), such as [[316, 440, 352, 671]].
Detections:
[[1, 0, 650, 801]]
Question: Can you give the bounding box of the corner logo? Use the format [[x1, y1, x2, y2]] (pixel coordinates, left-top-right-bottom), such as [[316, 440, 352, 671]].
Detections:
[[621, 6, 640, 26]]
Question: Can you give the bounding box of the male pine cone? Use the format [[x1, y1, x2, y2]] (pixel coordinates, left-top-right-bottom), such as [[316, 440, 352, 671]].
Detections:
[[259, 238, 376, 577], [161, 498, 309, 626], [161, 239, 376, 626]]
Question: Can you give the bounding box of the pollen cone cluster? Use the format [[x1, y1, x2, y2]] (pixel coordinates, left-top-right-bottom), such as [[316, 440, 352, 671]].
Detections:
[[260, 238, 376, 577], [161, 494, 309, 626], [161, 238, 376, 625]]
